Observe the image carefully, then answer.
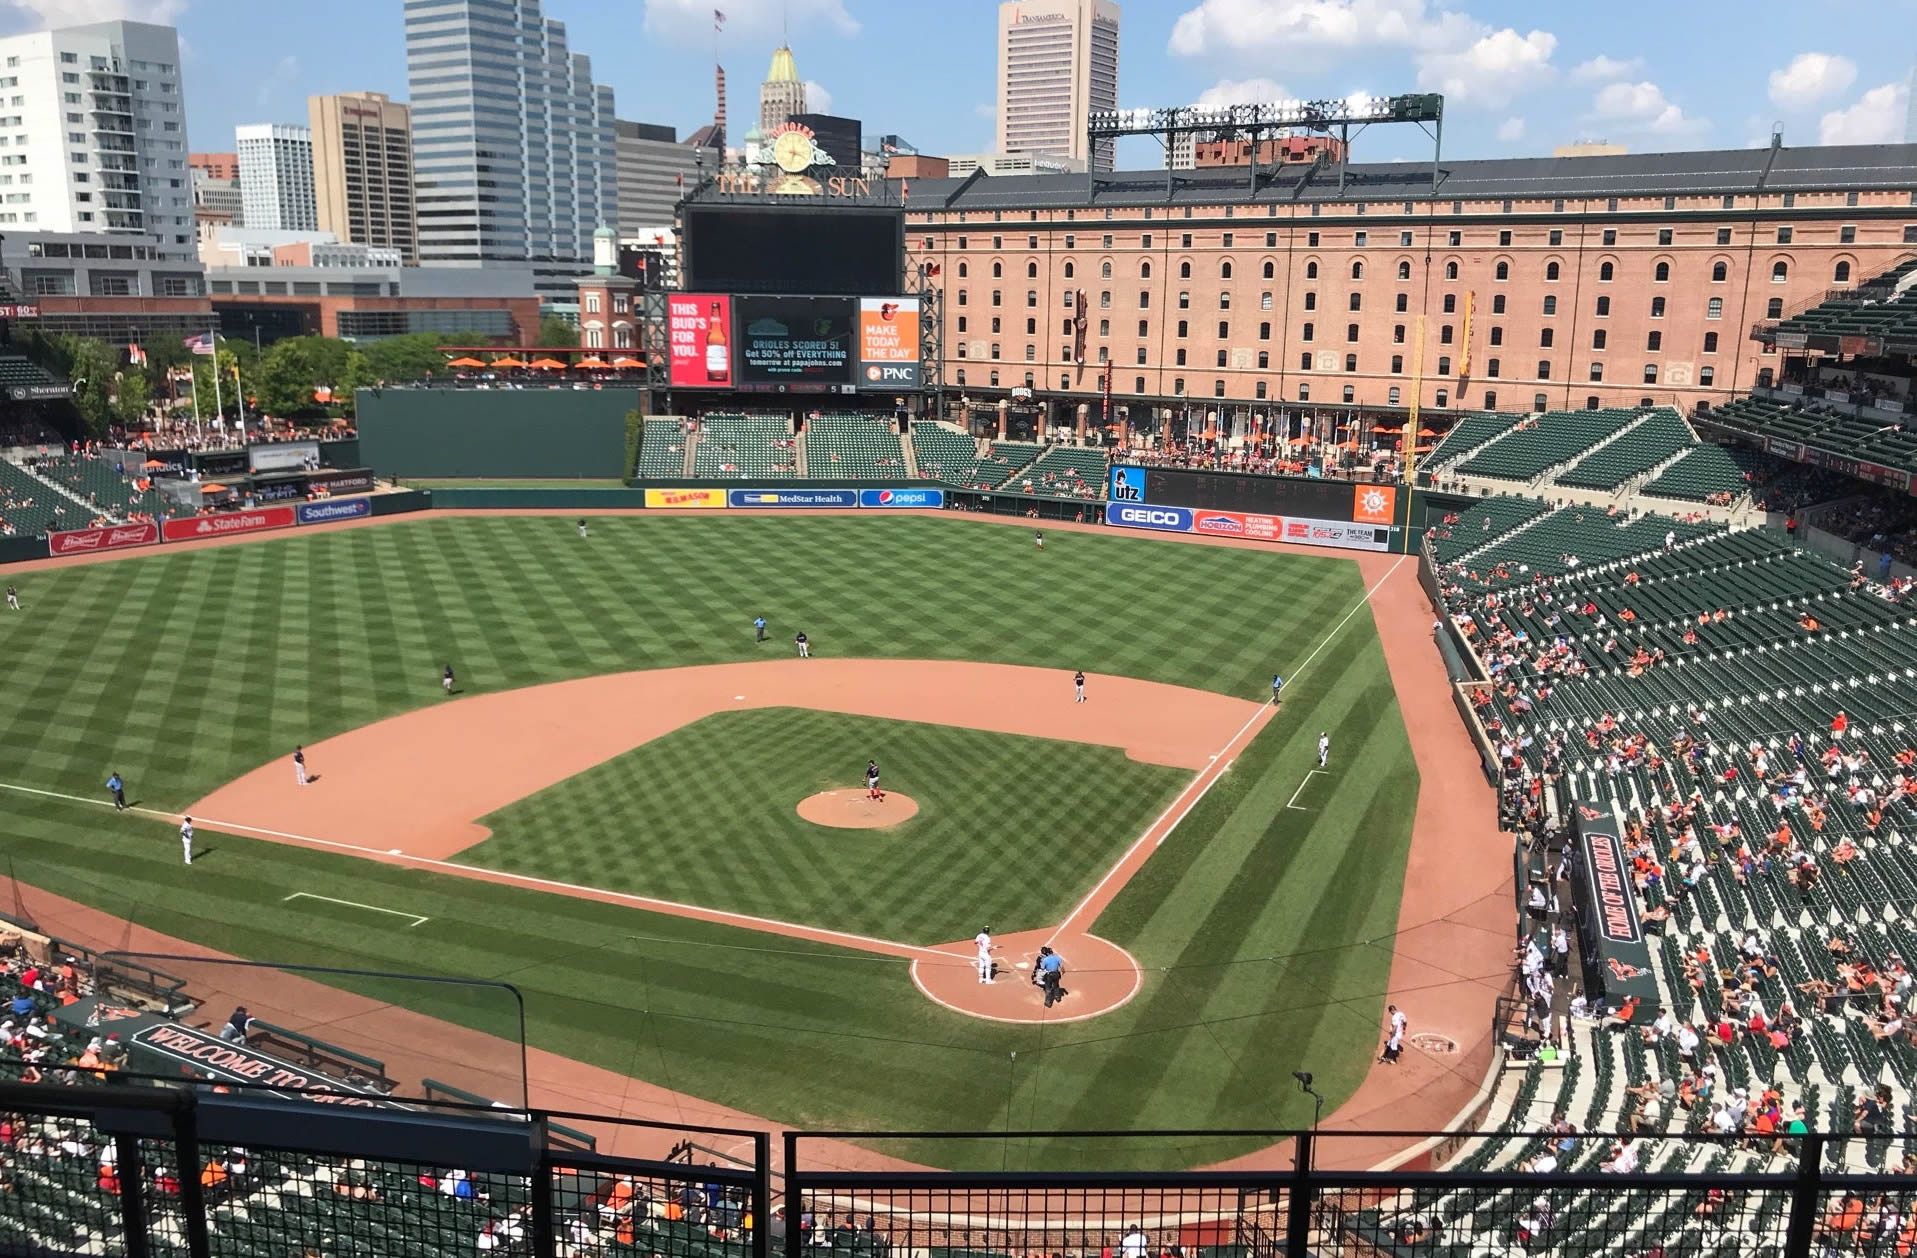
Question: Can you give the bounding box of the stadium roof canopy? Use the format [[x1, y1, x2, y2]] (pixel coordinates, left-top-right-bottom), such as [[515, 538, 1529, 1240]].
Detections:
[[903, 143, 1917, 211]]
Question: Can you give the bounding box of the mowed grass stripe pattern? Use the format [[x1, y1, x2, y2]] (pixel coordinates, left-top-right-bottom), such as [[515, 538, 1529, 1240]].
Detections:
[[467, 709, 1188, 943], [0, 516, 1343, 810]]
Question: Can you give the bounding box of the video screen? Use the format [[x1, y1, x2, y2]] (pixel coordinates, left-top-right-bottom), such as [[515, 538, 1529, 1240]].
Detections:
[[684, 206, 902, 297]]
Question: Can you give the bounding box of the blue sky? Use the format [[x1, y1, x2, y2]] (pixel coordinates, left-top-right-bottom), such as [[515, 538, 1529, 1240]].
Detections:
[[16, 0, 1917, 167]]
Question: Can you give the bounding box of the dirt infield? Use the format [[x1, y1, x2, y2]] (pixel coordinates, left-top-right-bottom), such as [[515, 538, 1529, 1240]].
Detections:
[[796, 789, 920, 828], [189, 658, 1259, 862], [10, 508, 1511, 1168], [913, 929, 1142, 1023]]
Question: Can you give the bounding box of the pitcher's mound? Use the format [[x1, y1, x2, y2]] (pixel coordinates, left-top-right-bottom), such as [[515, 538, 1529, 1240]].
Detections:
[[796, 789, 919, 829]]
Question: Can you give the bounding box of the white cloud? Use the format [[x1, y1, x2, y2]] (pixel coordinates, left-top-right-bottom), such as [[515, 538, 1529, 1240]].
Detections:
[[1571, 55, 1642, 83], [1416, 27, 1555, 105], [1497, 116, 1525, 142], [1168, 1, 1555, 109], [1819, 81, 1909, 144], [257, 55, 297, 110], [1769, 52, 1858, 108], [0, 0, 184, 23], [802, 80, 832, 116], [1590, 80, 1707, 135], [1194, 76, 1292, 107], [644, 0, 857, 42]]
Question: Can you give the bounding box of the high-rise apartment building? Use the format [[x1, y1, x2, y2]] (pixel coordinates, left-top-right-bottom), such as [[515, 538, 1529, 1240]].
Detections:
[[995, 0, 1120, 172], [310, 91, 417, 264], [614, 121, 701, 237], [236, 123, 317, 231], [405, 0, 616, 296], [0, 20, 193, 240], [758, 46, 806, 134]]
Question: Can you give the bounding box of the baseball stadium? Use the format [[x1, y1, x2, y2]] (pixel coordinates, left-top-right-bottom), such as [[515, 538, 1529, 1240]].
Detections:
[[8, 121, 1917, 1258]]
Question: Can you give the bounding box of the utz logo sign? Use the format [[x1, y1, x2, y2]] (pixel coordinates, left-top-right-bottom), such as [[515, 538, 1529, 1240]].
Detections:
[[1108, 466, 1146, 503], [1108, 504, 1192, 533]]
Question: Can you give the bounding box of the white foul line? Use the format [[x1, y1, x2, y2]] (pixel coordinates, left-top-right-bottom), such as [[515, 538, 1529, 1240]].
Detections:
[[0, 780, 951, 962], [1286, 769, 1329, 811], [283, 891, 429, 928], [1050, 552, 1407, 943]]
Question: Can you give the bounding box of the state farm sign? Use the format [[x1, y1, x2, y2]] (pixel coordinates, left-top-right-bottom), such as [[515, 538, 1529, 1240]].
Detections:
[[160, 505, 296, 543], [47, 521, 159, 557]]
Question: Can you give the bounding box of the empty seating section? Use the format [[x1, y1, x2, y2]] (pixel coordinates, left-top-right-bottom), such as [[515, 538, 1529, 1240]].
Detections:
[[1428, 496, 1550, 563], [1003, 445, 1108, 499], [1769, 262, 1917, 342], [1457, 408, 1641, 482], [0, 460, 60, 535], [1434, 498, 1917, 1179], [802, 413, 906, 479], [691, 413, 796, 478], [964, 440, 1044, 488], [1426, 411, 1518, 467], [636, 421, 689, 477], [1641, 444, 1762, 503], [0, 353, 62, 390], [1711, 395, 1917, 475], [1557, 411, 1696, 490], [33, 455, 168, 521]]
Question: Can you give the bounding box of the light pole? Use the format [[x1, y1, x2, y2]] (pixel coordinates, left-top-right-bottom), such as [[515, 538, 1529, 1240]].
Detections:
[[1292, 1070, 1324, 1135]]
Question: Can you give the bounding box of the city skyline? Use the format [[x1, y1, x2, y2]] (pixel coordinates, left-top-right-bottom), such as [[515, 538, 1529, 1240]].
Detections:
[[9, 0, 1917, 177]]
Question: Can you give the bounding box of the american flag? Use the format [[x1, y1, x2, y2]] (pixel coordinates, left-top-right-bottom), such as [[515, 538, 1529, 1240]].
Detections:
[[182, 332, 214, 356], [714, 8, 725, 29]]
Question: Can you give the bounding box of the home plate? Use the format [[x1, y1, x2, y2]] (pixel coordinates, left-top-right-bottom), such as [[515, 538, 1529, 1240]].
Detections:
[[1015, 961, 1030, 970]]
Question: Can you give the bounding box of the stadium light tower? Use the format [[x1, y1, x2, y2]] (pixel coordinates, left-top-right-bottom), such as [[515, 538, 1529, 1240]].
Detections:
[[1084, 92, 1443, 197]]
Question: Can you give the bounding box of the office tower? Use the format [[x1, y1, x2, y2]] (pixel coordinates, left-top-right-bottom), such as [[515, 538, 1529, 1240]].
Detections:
[[236, 123, 317, 231], [759, 45, 806, 133], [310, 91, 417, 264], [188, 152, 237, 180], [404, 0, 617, 294], [0, 20, 192, 240], [995, 0, 1120, 172], [789, 113, 860, 167], [614, 121, 704, 236]]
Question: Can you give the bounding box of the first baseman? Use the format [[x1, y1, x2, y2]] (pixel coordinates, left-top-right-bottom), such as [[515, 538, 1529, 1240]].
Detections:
[[293, 745, 308, 786]]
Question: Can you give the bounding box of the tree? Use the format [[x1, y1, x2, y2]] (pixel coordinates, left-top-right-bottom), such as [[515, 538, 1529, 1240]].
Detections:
[[254, 336, 349, 417], [65, 337, 119, 436], [360, 331, 461, 382], [335, 350, 374, 417], [110, 372, 149, 426], [537, 315, 578, 348]]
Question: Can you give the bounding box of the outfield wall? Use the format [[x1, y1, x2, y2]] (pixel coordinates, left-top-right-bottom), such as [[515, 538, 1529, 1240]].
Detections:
[[357, 389, 637, 479]]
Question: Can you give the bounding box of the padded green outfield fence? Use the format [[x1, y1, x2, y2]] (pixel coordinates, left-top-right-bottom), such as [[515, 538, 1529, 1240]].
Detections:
[[356, 389, 639, 479]]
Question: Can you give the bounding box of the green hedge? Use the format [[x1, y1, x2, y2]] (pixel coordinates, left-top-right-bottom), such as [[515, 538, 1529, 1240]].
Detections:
[[623, 409, 643, 480]]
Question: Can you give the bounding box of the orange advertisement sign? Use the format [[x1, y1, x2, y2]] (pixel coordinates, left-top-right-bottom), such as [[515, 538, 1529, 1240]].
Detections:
[[1351, 484, 1396, 525], [857, 298, 920, 389], [643, 488, 728, 510]]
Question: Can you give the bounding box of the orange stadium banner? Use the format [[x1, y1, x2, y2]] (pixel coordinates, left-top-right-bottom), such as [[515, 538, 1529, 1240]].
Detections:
[[1458, 291, 1474, 380], [643, 488, 728, 509], [1351, 483, 1397, 526], [857, 298, 920, 390]]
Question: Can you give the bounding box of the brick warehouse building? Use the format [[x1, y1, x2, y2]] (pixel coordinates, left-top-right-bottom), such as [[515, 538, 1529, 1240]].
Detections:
[[900, 141, 1917, 427]]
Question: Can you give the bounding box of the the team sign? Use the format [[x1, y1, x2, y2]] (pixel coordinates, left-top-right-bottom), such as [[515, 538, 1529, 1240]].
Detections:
[[857, 298, 920, 390]]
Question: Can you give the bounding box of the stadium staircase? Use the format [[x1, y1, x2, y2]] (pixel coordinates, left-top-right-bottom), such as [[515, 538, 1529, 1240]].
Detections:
[[14, 460, 115, 521], [899, 430, 919, 478]]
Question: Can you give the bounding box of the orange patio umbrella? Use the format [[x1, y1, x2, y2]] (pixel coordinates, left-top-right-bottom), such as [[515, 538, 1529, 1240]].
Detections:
[[1418, 426, 1439, 436], [446, 356, 486, 368], [141, 458, 167, 468], [528, 357, 568, 370], [576, 356, 610, 368], [199, 483, 229, 493], [490, 356, 528, 369], [610, 356, 644, 368]]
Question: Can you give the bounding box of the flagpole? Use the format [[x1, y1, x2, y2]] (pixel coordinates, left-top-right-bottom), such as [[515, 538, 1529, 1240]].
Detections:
[[208, 329, 225, 434], [187, 367, 201, 438], [232, 350, 248, 432]]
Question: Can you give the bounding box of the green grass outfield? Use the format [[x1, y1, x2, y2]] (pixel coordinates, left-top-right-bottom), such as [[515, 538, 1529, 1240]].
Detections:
[[468, 709, 1189, 942], [0, 513, 1417, 1166]]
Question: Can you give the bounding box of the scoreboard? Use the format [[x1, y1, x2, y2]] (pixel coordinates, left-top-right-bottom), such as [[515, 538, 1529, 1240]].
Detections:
[[1106, 465, 1401, 553]]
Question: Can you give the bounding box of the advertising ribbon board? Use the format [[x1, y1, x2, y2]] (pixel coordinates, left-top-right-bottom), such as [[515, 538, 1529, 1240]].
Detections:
[[728, 488, 859, 508], [858, 487, 943, 508], [1106, 503, 1194, 533], [47, 520, 159, 558], [643, 488, 728, 509], [160, 505, 297, 543], [1567, 799, 1659, 1006], [857, 298, 920, 390], [297, 498, 373, 525]]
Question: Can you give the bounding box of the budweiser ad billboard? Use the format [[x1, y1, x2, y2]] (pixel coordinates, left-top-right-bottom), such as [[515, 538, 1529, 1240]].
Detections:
[[667, 293, 734, 388], [47, 520, 159, 557], [160, 505, 297, 544]]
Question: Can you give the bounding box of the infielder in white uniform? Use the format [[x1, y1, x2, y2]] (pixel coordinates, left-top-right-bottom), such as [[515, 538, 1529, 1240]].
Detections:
[[1318, 732, 1330, 767], [180, 816, 194, 865], [974, 927, 995, 984]]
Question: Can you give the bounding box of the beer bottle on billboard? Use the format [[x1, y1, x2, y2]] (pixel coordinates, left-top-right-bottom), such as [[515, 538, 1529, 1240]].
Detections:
[[705, 302, 729, 383]]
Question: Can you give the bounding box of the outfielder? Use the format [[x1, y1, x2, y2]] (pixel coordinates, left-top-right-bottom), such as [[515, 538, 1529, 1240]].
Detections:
[[442, 664, 455, 695], [974, 926, 995, 984], [180, 816, 194, 866], [577, 518, 589, 539], [1034, 530, 1044, 551], [795, 631, 810, 658], [4, 585, 17, 611], [1317, 732, 1330, 768]]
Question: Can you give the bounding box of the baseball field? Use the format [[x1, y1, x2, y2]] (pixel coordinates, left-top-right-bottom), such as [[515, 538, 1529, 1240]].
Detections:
[[0, 511, 1420, 1167]]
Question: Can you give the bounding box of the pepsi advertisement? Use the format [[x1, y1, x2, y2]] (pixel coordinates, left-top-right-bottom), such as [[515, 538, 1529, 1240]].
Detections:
[[859, 488, 944, 509]]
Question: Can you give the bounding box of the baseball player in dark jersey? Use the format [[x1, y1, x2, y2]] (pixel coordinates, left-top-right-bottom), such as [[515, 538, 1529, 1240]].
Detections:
[[1073, 670, 1086, 702], [865, 759, 883, 802]]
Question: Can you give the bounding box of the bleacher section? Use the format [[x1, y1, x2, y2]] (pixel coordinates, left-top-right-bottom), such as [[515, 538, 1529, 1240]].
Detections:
[[1457, 408, 1645, 483], [1556, 410, 1695, 491], [1766, 260, 1917, 345], [32, 455, 169, 522], [635, 420, 690, 478], [802, 413, 906, 479], [1710, 395, 1917, 476], [1641, 443, 1764, 503], [0, 352, 63, 392], [1430, 496, 1917, 1188], [911, 433, 1043, 490], [0, 460, 62, 535], [1427, 496, 1550, 563], [690, 414, 797, 479], [1002, 445, 1108, 499], [1426, 410, 1519, 467]]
